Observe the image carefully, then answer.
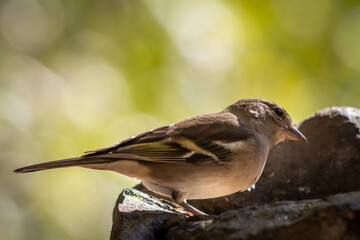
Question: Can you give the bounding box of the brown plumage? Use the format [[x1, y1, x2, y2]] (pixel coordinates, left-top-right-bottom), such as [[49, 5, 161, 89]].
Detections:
[[14, 98, 307, 215]]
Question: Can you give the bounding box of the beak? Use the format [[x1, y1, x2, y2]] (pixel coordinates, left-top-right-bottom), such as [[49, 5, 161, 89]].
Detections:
[[284, 126, 308, 143]]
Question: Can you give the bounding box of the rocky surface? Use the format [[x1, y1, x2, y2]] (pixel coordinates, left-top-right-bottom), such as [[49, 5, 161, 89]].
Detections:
[[110, 189, 187, 240], [110, 107, 360, 240], [166, 191, 360, 240]]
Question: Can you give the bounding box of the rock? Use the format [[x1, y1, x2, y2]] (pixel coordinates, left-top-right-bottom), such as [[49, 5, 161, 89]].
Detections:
[[110, 189, 186, 240], [111, 190, 360, 240], [111, 106, 360, 239], [166, 191, 360, 240]]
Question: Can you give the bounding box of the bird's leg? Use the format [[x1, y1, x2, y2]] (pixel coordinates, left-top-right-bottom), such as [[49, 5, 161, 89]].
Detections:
[[180, 200, 207, 216], [171, 191, 207, 216]]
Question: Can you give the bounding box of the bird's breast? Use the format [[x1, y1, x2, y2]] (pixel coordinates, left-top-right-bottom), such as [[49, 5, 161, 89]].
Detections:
[[188, 156, 267, 199], [139, 152, 268, 200]]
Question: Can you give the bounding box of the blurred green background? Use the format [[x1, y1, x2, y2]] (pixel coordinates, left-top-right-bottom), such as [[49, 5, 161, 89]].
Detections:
[[1, 0, 359, 239]]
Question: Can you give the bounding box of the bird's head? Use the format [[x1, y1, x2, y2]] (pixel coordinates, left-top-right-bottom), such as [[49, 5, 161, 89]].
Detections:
[[226, 98, 308, 146]]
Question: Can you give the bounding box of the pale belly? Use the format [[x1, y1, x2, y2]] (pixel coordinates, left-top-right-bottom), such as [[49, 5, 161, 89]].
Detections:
[[139, 160, 266, 200], [86, 154, 267, 200]]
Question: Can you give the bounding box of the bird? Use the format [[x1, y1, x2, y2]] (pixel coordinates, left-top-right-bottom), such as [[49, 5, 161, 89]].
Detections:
[[14, 98, 307, 215]]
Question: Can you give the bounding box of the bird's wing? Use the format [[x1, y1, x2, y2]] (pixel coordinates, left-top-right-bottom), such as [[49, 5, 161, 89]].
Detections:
[[83, 112, 254, 164]]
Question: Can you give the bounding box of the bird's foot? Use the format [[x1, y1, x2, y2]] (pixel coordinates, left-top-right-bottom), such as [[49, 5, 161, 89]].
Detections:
[[179, 202, 208, 216]]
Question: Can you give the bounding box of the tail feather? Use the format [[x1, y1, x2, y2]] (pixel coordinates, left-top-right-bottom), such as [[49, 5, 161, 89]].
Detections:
[[13, 156, 118, 173]]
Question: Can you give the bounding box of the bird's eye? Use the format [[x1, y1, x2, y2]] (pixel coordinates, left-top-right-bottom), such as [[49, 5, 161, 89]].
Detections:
[[273, 108, 283, 117]]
